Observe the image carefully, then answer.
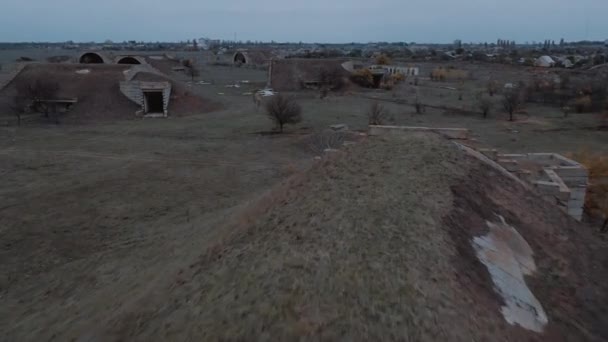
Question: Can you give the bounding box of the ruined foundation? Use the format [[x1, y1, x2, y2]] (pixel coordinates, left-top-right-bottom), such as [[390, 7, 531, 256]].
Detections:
[[480, 149, 588, 221]]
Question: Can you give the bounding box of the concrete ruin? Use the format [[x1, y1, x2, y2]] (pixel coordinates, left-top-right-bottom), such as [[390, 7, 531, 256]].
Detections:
[[370, 64, 419, 76], [480, 150, 588, 221]]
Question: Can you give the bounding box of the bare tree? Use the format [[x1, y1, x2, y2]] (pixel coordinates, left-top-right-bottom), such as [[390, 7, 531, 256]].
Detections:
[[265, 94, 302, 132], [477, 94, 493, 118], [367, 101, 389, 125], [187, 66, 200, 81], [502, 88, 522, 121], [6, 95, 27, 125], [14, 76, 60, 120], [318, 67, 344, 91], [414, 97, 425, 114], [487, 80, 499, 96], [182, 59, 199, 81]]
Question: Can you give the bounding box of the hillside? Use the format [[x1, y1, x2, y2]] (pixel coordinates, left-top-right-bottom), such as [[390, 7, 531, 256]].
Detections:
[[2, 132, 607, 341], [90, 133, 608, 341]]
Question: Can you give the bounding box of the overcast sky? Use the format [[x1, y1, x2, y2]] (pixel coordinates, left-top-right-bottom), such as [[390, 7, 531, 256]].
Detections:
[[1, 0, 606, 43]]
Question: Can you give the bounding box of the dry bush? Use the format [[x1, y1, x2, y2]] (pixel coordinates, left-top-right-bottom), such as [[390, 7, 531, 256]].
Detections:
[[350, 69, 374, 88], [487, 80, 499, 96], [381, 80, 395, 90], [303, 130, 349, 155], [368, 102, 390, 125], [11, 76, 62, 124], [414, 97, 425, 114], [391, 73, 406, 83], [569, 150, 608, 230], [430, 68, 447, 81], [265, 94, 302, 132], [375, 54, 392, 65], [431, 67, 468, 82], [15, 77, 59, 102], [574, 96, 593, 113]]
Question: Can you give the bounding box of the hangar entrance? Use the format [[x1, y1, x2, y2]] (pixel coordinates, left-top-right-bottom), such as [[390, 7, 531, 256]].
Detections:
[[143, 91, 164, 113], [117, 57, 141, 65], [79, 53, 104, 64], [234, 52, 247, 65]]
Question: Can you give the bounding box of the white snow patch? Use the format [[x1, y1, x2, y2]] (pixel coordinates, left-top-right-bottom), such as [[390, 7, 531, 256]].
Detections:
[[472, 215, 548, 332], [257, 89, 276, 97], [75, 69, 90, 75]]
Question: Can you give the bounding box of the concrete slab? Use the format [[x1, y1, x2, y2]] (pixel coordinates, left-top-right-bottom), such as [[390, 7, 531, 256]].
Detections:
[[533, 181, 561, 195], [472, 215, 548, 332], [368, 125, 470, 140], [552, 166, 588, 178]]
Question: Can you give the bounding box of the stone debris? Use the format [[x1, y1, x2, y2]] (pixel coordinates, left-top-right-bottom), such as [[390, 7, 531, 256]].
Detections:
[[329, 124, 349, 131]]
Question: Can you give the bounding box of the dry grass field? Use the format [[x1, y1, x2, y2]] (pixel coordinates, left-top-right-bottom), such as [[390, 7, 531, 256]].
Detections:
[[1, 57, 607, 340]]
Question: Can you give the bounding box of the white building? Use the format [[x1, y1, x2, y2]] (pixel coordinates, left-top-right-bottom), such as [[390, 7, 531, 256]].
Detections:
[[535, 56, 555, 68]]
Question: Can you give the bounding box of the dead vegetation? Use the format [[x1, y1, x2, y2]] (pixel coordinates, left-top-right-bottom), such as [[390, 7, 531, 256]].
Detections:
[[9, 74, 61, 124], [367, 101, 390, 125], [350, 68, 374, 88], [502, 88, 523, 121], [265, 94, 302, 132], [477, 94, 493, 118], [569, 150, 608, 231]]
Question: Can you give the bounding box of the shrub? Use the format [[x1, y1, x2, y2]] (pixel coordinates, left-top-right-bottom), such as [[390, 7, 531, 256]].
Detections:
[[11, 76, 62, 123], [391, 72, 406, 83], [375, 54, 392, 65], [350, 69, 374, 88], [265, 94, 302, 132], [414, 97, 425, 114], [569, 150, 608, 231], [367, 102, 390, 125], [487, 80, 499, 96], [574, 96, 593, 113]]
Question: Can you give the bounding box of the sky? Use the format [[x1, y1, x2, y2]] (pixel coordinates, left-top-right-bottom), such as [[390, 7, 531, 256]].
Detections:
[[1, 0, 606, 43]]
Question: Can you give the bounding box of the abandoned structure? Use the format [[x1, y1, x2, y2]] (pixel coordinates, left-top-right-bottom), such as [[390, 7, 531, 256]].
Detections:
[[115, 56, 144, 65], [484, 150, 588, 221], [268, 58, 349, 91], [232, 50, 276, 68], [78, 52, 111, 64], [119, 65, 173, 117], [78, 52, 149, 66], [369, 125, 588, 221], [370, 65, 419, 76]]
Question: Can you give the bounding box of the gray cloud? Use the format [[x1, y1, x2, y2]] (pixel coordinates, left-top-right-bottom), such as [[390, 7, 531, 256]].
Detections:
[[1, 0, 606, 42]]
